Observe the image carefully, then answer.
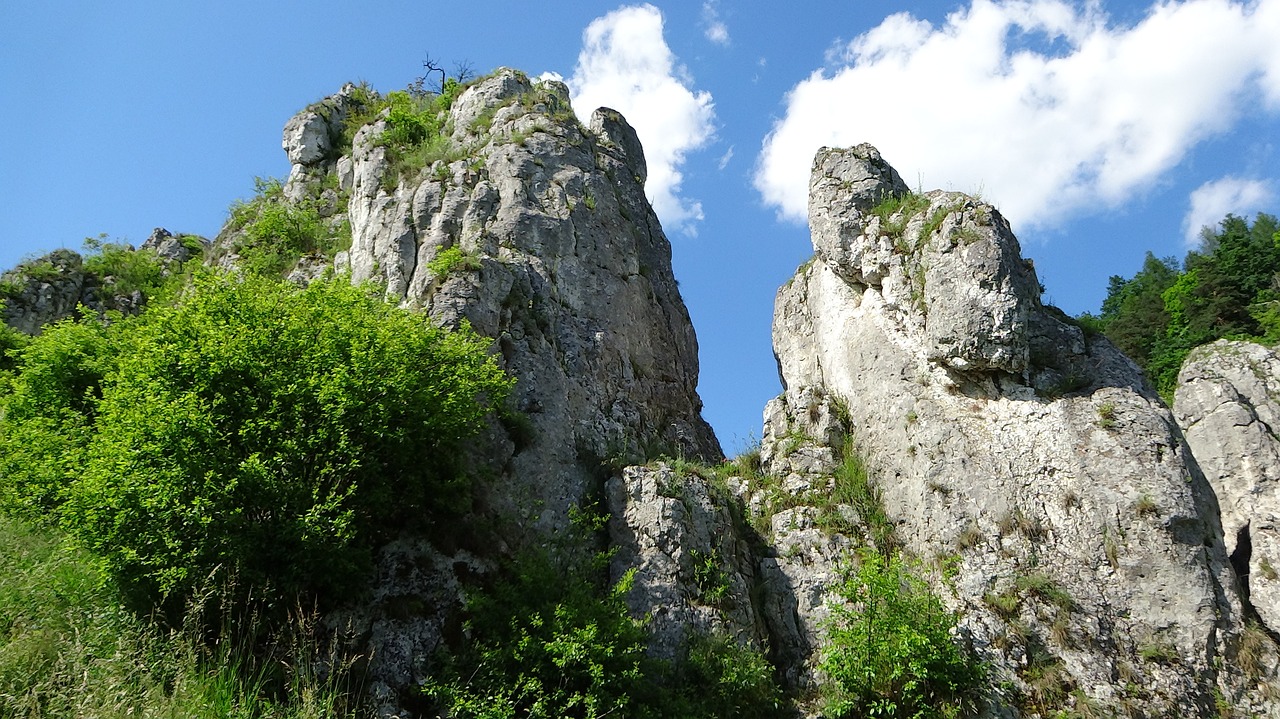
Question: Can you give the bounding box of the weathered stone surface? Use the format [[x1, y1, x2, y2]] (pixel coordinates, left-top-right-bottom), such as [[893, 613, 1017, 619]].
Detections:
[[341, 68, 718, 475], [606, 464, 765, 658], [312, 69, 721, 708], [2, 249, 138, 334], [807, 144, 909, 288], [761, 145, 1264, 715], [1177, 341, 1280, 636], [140, 227, 202, 264], [282, 83, 366, 201]]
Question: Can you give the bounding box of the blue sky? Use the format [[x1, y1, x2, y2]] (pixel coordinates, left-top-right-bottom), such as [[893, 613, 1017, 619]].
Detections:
[[3, 1, 1279, 453]]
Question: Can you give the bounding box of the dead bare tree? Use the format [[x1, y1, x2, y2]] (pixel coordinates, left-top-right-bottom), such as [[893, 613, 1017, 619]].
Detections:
[[409, 56, 447, 98]]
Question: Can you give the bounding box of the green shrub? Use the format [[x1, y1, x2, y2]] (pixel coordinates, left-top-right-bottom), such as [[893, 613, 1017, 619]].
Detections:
[[821, 550, 986, 719], [19, 259, 65, 283], [0, 276, 23, 297], [665, 632, 785, 718], [227, 177, 342, 276], [0, 318, 112, 518], [341, 77, 472, 192], [82, 235, 168, 296], [0, 323, 29, 376], [423, 548, 784, 719], [427, 246, 483, 278], [424, 559, 652, 718], [0, 272, 512, 619]]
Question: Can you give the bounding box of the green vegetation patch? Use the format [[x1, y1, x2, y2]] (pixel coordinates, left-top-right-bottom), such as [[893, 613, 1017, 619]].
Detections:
[[869, 192, 931, 244], [0, 515, 366, 718], [821, 550, 986, 719], [0, 271, 512, 620], [427, 245, 483, 278], [1079, 212, 1280, 399], [81, 234, 169, 296], [226, 177, 347, 277], [422, 548, 784, 718], [338, 77, 474, 192]]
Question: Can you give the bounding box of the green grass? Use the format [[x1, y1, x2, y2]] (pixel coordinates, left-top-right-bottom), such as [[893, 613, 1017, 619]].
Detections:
[[869, 192, 931, 243], [0, 514, 368, 718], [427, 246, 483, 278]]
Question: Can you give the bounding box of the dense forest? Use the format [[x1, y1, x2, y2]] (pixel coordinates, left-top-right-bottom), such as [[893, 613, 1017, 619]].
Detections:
[[1079, 212, 1280, 398]]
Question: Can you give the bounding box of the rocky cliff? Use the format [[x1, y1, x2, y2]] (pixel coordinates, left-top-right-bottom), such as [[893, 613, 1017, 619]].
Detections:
[[1177, 341, 1280, 646], [9, 70, 1280, 717], [745, 145, 1274, 716], [255, 69, 722, 711], [0, 229, 198, 334]]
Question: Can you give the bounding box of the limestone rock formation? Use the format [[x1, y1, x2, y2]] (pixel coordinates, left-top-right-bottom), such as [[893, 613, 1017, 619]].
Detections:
[[1177, 341, 1280, 638], [605, 464, 766, 658], [266, 69, 721, 711], [281, 82, 365, 201], [757, 144, 1267, 715], [1, 249, 119, 334]]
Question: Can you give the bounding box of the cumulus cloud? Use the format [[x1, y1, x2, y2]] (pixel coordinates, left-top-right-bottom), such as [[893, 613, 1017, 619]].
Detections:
[[1183, 176, 1275, 245], [565, 4, 717, 234], [755, 0, 1280, 231], [703, 1, 730, 45]]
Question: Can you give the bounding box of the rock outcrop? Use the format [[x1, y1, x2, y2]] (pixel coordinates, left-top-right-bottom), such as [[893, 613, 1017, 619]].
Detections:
[[1, 229, 201, 334], [1177, 341, 1280, 638], [15, 71, 1280, 717], [266, 70, 721, 711], [754, 144, 1266, 715]]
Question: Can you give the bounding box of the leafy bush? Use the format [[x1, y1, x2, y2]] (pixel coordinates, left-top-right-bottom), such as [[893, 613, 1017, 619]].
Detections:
[[82, 234, 168, 296], [0, 276, 23, 298], [821, 551, 985, 719], [337, 75, 473, 192], [424, 559, 652, 718], [427, 246, 482, 278], [0, 272, 512, 618], [227, 177, 342, 276], [0, 323, 28, 376], [423, 549, 784, 719], [0, 318, 112, 518]]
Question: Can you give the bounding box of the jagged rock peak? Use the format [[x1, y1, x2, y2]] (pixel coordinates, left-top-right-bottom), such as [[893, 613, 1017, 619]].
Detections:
[[758, 144, 1269, 714], [808, 143, 909, 217], [273, 70, 721, 710], [325, 67, 716, 462]]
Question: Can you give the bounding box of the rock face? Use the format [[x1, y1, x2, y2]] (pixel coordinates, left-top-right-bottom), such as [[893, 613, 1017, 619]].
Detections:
[[605, 464, 767, 659], [759, 144, 1266, 715], [1177, 341, 1280, 635], [1, 249, 119, 334], [1, 230, 206, 337], [270, 70, 721, 711], [281, 83, 364, 201], [292, 70, 719, 475]]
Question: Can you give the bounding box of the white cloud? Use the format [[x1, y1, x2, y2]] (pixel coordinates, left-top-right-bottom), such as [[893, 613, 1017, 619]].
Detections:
[[1183, 176, 1275, 246], [703, 1, 730, 46], [565, 4, 717, 235], [718, 146, 735, 170], [755, 0, 1280, 232]]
